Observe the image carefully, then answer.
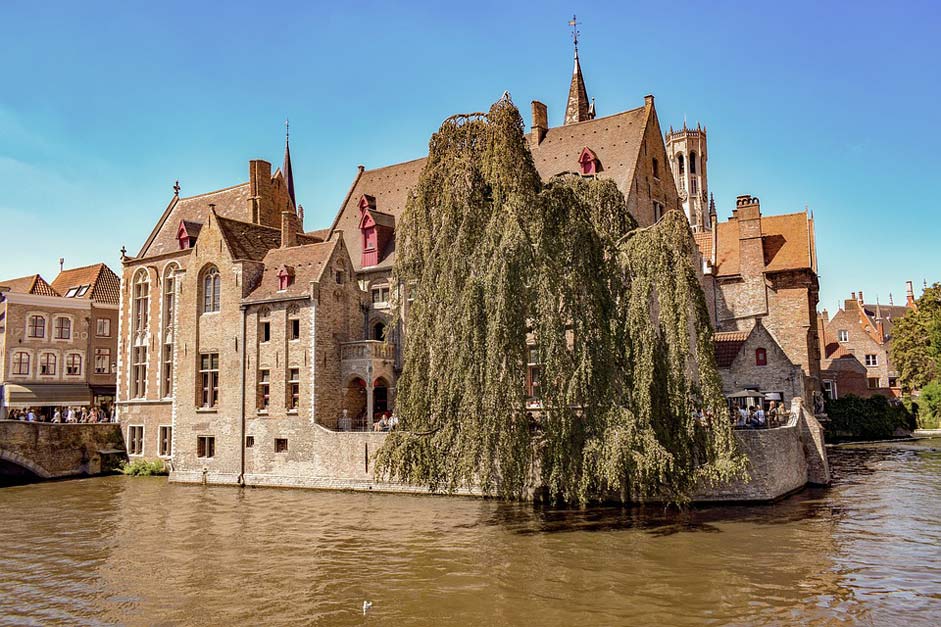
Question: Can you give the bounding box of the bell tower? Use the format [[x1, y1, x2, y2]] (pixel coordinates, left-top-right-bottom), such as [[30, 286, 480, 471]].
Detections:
[[665, 122, 710, 231]]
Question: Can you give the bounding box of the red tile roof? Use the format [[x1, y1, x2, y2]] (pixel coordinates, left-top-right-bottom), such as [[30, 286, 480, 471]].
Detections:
[[243, 240, 339, 303], [713, 331, 748, 368], [711, 211, 814, 277], [693, 232, 713, 262], [51, 263, 121, 304], [0, 274, 59, 296]]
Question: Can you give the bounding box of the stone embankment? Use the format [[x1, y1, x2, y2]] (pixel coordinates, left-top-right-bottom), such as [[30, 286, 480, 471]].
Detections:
[[0, 421, 125, 480]]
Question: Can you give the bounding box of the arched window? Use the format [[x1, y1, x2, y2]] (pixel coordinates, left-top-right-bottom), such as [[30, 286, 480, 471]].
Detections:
[[54, 317, 72, 340], [202, 266, 221, 313], [373, 321, 386, 341], [689, 152, 697, 175], [40, 353, 56, 376], [755, 348, 768, 367], [28, 315, 46, 338], [13, 352, 30, 375], [66, 353, 82, 376], [677, 154, 685, 176], [132, 269, 150, 334]]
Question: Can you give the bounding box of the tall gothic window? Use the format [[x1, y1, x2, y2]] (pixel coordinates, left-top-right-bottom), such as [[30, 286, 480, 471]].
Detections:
[[162, 264, 178, 398], [689, 152, 697, 175], [677, 153, 685, 176], [202, 266, 221, 313], [133, 270, 150, 334]]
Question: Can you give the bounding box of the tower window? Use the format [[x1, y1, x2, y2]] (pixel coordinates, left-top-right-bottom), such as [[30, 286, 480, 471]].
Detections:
[[689, 152, 697, 175], [652, 158, 659, 179], [677, 154, 685, 176]]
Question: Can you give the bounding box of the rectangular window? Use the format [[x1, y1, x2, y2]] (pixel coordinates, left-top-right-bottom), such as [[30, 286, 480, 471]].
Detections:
[[275, 438, 288, 453], [838, 330, 849, 342], [526, 346, 541, 399], [823, 380, 837, 401], [289, 319, 300, 341], [200, 353, 220, 408], [13, 352, 30, 375], [652, 158, 659, 179], [245, 436, 255, 448], [867, 377, 880, 390], [755, 348, 768, 366], [128, 425, 144, 456], [40, 353, 56, 375], [865, 354, 878, 367], [197, 435, 215, 458], [54, 318, 71, 340], [95, 348, 111, 374], [158, 426, 172, 457], [690, 176, 699, 195], [289, 368, 300, 410], [653, 201, 664, 222], [260, 321, 271, 343], [371, 286, 390, 306], [96, 318, 111, 337], [28, 315, 45, 338], [66, 354, 81, 375], [258, 369, 270, 410], [161, 344, 173, 397], [132, 347, 147, 397]]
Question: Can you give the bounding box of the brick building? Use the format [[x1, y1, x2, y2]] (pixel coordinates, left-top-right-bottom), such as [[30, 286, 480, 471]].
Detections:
[[818, 284, 915, 399], [694, 195, 822, 406], [0, 264, 119, 419]]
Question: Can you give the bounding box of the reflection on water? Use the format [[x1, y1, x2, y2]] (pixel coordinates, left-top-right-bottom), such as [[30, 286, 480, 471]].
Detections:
[[1, 440, 939, 626]]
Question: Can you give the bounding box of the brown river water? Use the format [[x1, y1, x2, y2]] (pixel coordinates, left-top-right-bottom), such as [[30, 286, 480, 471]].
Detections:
[[1, 439, 940, 626]]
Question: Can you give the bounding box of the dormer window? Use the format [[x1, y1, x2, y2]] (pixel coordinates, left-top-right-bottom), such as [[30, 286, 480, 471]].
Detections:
[[277, 265, 295, 291], [357, 194, 395, 268], [177, 220, 201, 250], [578, 147, 600, 176]]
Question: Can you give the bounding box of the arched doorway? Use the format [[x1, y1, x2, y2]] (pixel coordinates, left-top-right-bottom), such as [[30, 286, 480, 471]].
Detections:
[[342, 377, 367, 430], [373, 377, 390, 416]]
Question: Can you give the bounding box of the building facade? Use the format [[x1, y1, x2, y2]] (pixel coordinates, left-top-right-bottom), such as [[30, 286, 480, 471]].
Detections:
[[0, 265, 119, 419]]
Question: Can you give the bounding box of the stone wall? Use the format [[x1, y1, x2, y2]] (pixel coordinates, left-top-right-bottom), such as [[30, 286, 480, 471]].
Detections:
[[0, 421, 124, 478]]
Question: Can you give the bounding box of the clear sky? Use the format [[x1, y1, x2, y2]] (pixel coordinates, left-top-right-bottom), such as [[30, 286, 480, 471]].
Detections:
[[1, 0, 938, 311]]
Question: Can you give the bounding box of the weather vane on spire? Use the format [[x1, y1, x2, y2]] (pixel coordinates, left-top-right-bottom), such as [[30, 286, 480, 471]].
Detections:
[[569, 14, 580, 50]]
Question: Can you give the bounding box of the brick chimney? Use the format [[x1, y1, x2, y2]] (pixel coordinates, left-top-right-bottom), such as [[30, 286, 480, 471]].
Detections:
[[858, 291, 864, 304], [248, 160, 275, 227], [733, 195, 763, 277], [531, 101, 548, 146], [280, 209, 297, 249], [906, 280, 916, 307]]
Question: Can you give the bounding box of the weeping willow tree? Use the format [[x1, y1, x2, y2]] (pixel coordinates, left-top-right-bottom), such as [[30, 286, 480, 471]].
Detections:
[[375, 96, 743, 504]]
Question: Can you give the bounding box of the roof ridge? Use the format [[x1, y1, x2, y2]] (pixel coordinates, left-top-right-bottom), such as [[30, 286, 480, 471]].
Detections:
[[550, 104, 646, 130], [179, 181, 250, 201], [361, 156, 427, 175], [59, 262, 106, 274], [215, 215, 282, 233]]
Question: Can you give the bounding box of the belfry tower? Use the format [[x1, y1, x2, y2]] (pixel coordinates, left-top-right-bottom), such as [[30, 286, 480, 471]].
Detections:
[[665, 122, 710, 231]]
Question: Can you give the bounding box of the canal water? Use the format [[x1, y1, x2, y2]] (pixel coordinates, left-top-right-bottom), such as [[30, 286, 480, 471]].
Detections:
[[1, 440, 939, 626]]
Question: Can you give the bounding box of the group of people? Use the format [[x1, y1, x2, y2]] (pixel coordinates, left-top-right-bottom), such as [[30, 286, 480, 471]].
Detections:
[[6, 405, 113, 424], [730, 400, 783, 429], [372, 411, 399, 432]]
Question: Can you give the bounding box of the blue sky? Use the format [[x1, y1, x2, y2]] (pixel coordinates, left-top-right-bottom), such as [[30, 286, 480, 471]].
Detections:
[[1, 0, 938, 311]]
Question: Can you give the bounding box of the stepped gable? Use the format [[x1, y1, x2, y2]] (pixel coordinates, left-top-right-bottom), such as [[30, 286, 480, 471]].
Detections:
[[138, 183, 252, 259], [243, 240, 339, 303], [713, 331, 749, 367], [0, 274, 59, 296], [51, 263, 121, 304], [712, 211, 814, 277], [329, 106, 649, 272]]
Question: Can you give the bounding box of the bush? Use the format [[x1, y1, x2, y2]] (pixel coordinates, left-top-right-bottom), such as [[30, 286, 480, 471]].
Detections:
[[825, 394, 912, 441], [120, 459, 168, 476], [913, 380, 941, 430]]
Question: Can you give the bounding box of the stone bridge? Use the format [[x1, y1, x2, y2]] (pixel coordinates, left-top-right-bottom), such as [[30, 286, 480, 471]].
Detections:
[[0, 421, 125, 481]]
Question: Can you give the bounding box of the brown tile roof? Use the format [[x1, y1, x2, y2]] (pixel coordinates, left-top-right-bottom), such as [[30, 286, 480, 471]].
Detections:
[[714, 211, 814, 277], [138, 183, 253, 258], [51, 263, 121, 304], [714, 331, 748, 368], [693, 231, 713, 262], [215, 215, 321, 262], [304, 228, 330, 242], [329, 106, 650, 272], [0, 274, 59, 296], [243, 240, 338, 303]]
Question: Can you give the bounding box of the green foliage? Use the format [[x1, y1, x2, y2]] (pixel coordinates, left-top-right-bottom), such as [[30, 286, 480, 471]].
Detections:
[[374, 96, 744, 504], [120, 459, 168, 476], [825, 395, 912, 441], [891, 283, 941, 393], [914, 380, 941, 429]]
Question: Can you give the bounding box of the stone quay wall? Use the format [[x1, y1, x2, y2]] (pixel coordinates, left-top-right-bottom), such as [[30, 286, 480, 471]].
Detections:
[[0, 421, 124, 478]]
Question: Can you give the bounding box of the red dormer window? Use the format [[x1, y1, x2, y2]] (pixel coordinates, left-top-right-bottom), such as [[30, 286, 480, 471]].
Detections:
[[578, 147, 600, 176], [755, 348, 767, 366], [177, 220, 200, 250], [277, 265, 295, 291], [358, 194, 394, 268]]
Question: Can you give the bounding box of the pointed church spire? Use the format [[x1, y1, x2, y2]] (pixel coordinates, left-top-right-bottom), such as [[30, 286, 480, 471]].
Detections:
[[283, 118, 296, 209], [564, 15, 592, 125]]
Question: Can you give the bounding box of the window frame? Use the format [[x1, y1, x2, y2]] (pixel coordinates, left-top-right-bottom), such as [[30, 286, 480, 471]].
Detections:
[[96, 318, 111, 337], [132, 270, 150, 335], [257, 369, 270, 411], [65, 353, 82, 376], [197, 435, 215, 459], [128, 425, 144, 456], [12, 352, 30, 376], [275, 438, 288, 453], [289, 318, 300, 341], [864, 354, 878, 367], [199, 352, 220, 408], [54, 316, 72, 340], [132, 346, 147, 398], [28, 315, 46, 338], [39, 352, 57, 376], [837, 329, 849, 343], [755, 348, 768, 367], [202, 267, 221, 314], [288, 367, 300, 411], [158, 425, 173, 457], [95, 347, 112, 375]]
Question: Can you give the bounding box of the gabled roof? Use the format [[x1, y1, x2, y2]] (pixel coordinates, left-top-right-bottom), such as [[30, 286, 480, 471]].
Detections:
[[714, 331, 749, 368], [328, 104, 651, 272], [137, 183, 252, 258], [243, 240, 339, 303], [711, 211, 814, 277], [0, 274, 59, 297], [693, 231, 713, 263], [51, 263, 121, 304], [215, 215, 321, 262]]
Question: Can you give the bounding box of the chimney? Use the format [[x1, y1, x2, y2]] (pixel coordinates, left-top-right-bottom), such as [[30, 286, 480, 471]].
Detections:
[[851, 291, 856, 300], [858, 291, 864, 304], [644, 94, 654, 109], [297, 204, 305, 231], [59, 257, 64, 273], [249, 159, 273, 226], [734, 195, 763, 277], [531, 101, 548, 145], [906, 280, 916, 307], [281, 210, 297, 248], [821, 308, 829, 323]]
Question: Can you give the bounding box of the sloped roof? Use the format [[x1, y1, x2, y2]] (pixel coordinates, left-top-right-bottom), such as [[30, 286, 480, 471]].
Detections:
[[304, 228, 330, 242], [712, 211, 813, 277], [714, 331, 749, 368], [51, 263, 120, 304], [693, 231, 713, 262], [138, 183, 253, 258], [0, 274, 59, 297], [215, 215, 321, 262], [329, 105, 650, 272], [243, 240, 338, 303]]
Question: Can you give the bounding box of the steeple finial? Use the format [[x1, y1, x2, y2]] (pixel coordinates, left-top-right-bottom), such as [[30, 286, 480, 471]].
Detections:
[[173, 180, 180, 196], [564, 15, 591, 125], [283, 118, 296, 209]]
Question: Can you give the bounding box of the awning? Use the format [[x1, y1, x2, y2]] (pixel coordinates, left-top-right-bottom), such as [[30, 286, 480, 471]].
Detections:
[[3, 383, 93, 408], [726, 389, 764, 399]]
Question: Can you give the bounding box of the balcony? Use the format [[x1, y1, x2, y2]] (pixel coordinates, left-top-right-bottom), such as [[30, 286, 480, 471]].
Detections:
[[341, 340, 395, 362]]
